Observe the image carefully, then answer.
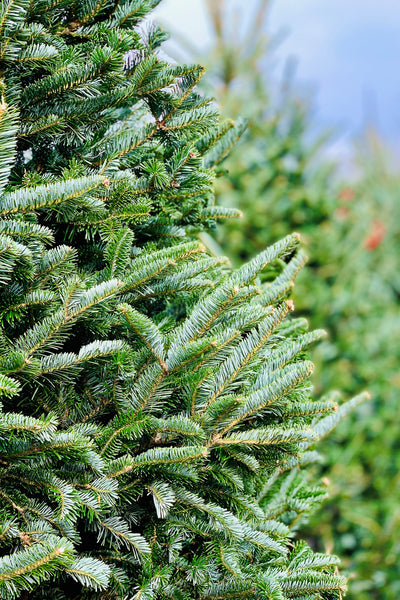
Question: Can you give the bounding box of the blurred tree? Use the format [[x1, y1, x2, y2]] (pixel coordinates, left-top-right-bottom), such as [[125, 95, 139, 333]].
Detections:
[[194, 2, 400, 598]]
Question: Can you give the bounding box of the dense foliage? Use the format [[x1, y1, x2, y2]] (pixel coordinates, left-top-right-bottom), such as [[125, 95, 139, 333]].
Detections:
[[198, 2, 400, 598], [0, 0, 363, 598], [307, 145, 400, 600]]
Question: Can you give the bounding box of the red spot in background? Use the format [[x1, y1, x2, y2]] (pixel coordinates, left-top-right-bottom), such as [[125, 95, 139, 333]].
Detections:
[[338, 187, 356, 202], [335, 206, 350, 220], [364, 220, 386, 251]]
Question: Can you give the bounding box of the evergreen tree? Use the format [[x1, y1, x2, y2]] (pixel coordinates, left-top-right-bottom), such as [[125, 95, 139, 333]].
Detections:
[[0, 1, 365, 598], [195, 2, 400, 597], [305, 140, 400, 600]]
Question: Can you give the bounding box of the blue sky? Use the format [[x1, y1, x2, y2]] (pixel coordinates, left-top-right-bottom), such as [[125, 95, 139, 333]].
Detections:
[[155, 0, 400, 158]]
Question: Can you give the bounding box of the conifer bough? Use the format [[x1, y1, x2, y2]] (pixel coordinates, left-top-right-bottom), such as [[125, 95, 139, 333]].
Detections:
[[0, 1, 366, 598]]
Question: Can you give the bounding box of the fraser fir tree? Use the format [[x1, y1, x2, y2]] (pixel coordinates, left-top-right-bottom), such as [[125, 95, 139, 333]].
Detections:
[[195, 2, 400, 597], [0, 1, 366, 598]]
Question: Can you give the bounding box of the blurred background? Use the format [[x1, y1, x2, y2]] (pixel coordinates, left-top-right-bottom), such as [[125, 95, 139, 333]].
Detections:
[[154, 1, 400, 599]]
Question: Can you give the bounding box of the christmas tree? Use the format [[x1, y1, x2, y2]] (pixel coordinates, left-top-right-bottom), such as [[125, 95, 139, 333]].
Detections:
[[195, 2, 400, 597], [0, 1, 365, 598]]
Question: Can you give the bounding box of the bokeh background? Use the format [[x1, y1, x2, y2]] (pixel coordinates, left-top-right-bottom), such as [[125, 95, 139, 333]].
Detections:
[[154, 2, 400, 599], [156, 0, 400, 161]]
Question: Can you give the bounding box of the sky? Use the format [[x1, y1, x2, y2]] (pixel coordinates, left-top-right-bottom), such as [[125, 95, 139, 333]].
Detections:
[[154, 0, 400, 159]]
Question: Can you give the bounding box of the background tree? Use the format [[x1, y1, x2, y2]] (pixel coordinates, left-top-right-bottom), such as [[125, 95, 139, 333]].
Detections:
[[192, 2, 400, 598]]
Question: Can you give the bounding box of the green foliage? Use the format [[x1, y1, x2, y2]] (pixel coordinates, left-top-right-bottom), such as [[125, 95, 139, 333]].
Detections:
[[197, 2, 400, 597], [305, 144, 400, 600], [0, 0, 361, 598]]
